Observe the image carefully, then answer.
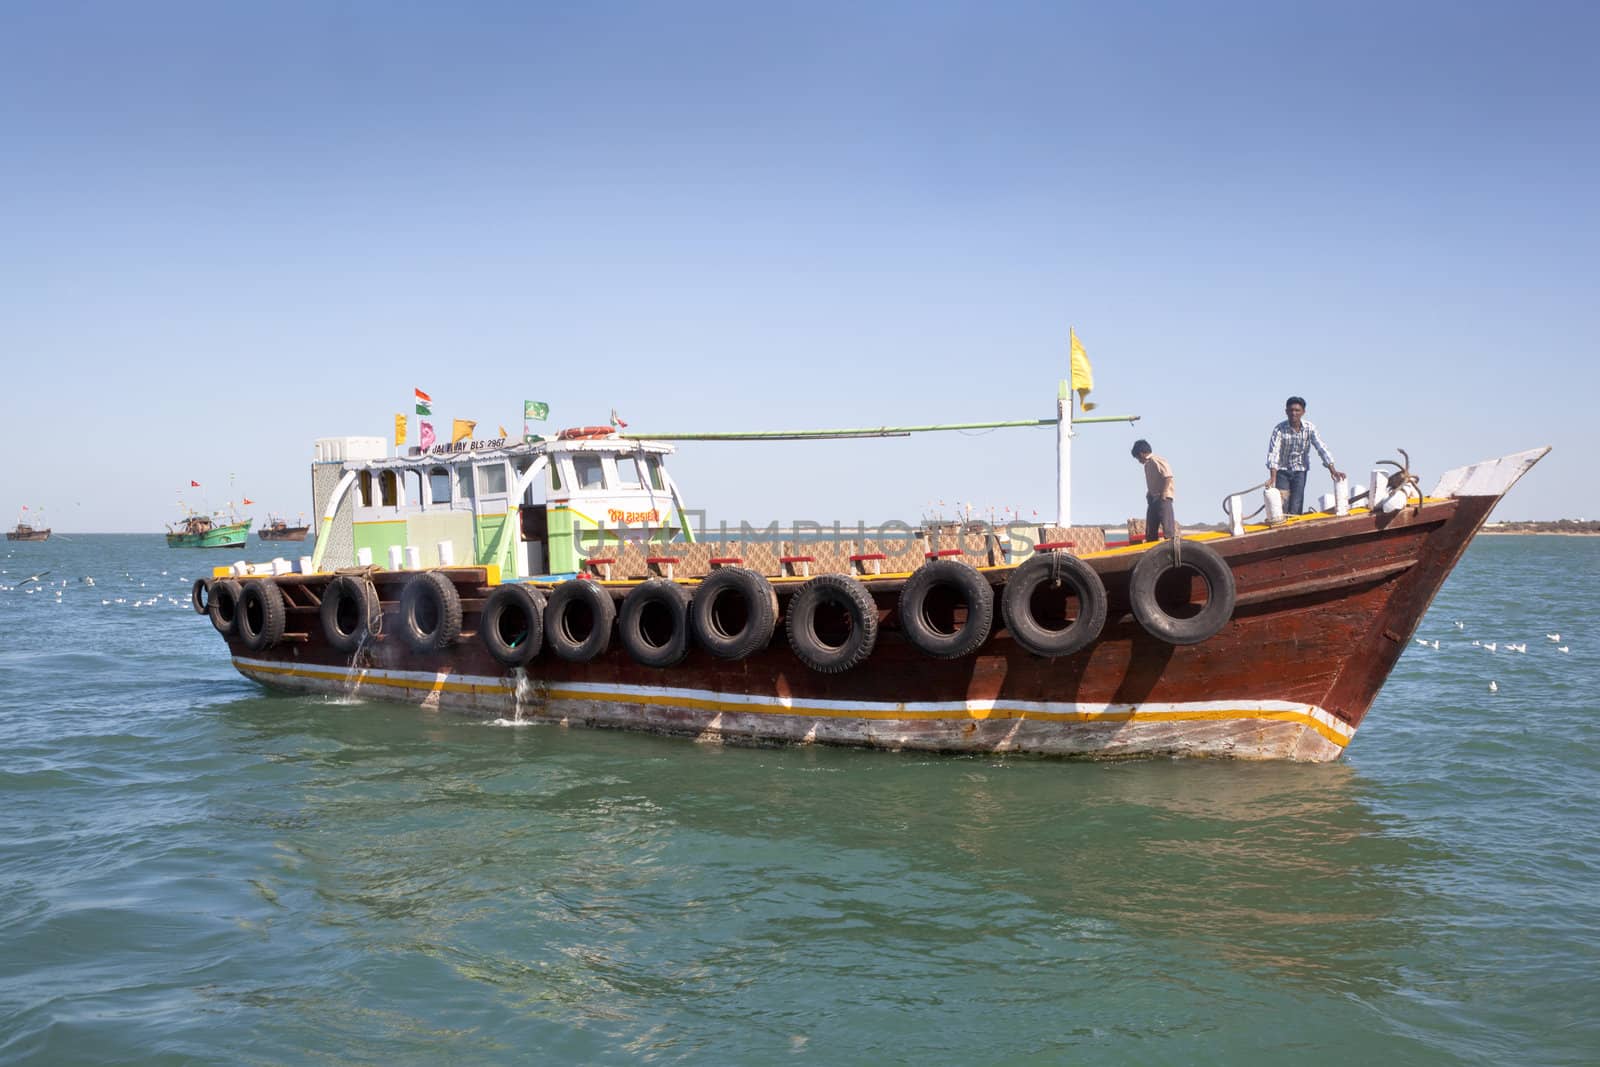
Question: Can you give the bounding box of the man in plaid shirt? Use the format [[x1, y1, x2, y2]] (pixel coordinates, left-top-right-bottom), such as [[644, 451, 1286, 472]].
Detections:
[[1266, 396, 1346, 514]]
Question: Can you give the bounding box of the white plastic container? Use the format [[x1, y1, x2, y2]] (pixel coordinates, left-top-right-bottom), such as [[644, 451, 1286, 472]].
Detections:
[[1335, 477, 1351, 516], [387, 545, 404, 570], [356, 547, 373, 566], [1263, 486, 1285, 525], [231, 560, 249, 576], [297, 555, 314, 574], [271, 557, 293, 576], [1228, 495, 1245, 536], [437, 541, 455, 567], [404, 546, 421, 570], [1369, 470, 1386, 511]]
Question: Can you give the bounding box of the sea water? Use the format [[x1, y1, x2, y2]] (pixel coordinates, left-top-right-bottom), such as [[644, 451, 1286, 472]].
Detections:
[[0, 535, 1595, 1064]]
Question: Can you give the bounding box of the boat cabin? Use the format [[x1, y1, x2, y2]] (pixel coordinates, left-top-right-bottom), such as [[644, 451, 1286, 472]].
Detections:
[[309, 432, 691, 579]]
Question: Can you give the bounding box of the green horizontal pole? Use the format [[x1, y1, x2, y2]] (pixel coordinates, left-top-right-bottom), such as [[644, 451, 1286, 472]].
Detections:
[[621, 415, 1137, 442], [1071, 414, 1141, 425]]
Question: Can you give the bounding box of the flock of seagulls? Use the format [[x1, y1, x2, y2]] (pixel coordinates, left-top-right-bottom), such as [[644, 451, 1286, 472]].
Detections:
[[0, 566, 194, 611], [1414, 620, 1577, 693]]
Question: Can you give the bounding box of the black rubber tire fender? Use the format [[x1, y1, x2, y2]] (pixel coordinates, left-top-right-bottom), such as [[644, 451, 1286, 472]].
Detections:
[[238, 579, 287, 652], [191, 578, 211, 616], [898, 559, 995, 659], [1000, 552, 1108, 658], [399, 571, 463, 653], [618, 578, 693, 669], [690, 567, 777, 660], [480, 583, 547, 667], [1128, 540, 1237, 646], [209, 579, 242, 637], [785, 573, 879, 673], [320, 575, 380, 654], [544, 579, 616, 663]]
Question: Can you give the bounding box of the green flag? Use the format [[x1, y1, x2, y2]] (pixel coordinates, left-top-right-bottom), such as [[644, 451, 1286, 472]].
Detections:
[[524, 400, 549, 421]]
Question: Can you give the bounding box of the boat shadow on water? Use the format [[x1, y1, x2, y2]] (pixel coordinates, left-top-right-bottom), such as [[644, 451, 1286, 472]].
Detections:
[[211, 691, 1437, 1000]]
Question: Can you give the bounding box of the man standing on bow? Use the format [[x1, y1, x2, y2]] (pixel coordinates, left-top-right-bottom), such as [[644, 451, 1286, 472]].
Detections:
[[1131, 439, 1175, 543], [1266, 396, 1345, 514]]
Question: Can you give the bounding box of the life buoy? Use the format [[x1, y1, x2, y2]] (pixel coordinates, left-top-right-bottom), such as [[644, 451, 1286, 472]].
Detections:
[[1128, 540, 1236, 646], [786, 573, 878, 673], [191, 578, 211, 616], [1001, 552, 1107, 658], [209, 579, 242, 636], [690, 567, 777, 660], [619, 579, 693, 668], [556, 426, 616, 440], [399, 572, 462, 652], [480, 583, 547, 667], [320, 575, 380, 654], [545, 578, 616, 662], [238, 579, 287, 652], [898, 559, 994, 659]]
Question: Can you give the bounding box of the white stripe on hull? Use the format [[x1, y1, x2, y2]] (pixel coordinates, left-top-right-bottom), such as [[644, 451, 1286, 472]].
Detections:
[[231, 656, 1352, 762]]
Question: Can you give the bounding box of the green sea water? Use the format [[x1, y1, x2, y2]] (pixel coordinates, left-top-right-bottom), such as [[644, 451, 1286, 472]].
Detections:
[[1, 535, 1596, 1064]]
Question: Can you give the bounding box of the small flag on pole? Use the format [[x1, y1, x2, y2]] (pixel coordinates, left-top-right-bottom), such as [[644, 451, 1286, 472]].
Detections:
[[415, 387, 432, 416], [242, 498, 254, 505], [1069, 328, 1096, 412], [419, 420, 435, 450], [498, 425, 508, 438], [451, 419, 476, 443], [610, 408, 628, 429], [395, 413, 407, 447], [524, 400, 548, 422], [190, 480, 201, 487]]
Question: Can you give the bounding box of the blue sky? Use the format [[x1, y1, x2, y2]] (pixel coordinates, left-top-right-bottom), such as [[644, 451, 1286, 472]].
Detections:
[[2, 1, 1594, 531]]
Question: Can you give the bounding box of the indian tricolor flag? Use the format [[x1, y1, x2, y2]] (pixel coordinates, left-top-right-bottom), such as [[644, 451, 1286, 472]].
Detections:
[[415, 388, 432, 416]]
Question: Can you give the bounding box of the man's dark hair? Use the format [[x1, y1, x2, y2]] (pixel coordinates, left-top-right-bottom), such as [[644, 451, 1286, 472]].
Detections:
[[1131, 439, 1152, 458], [1285, 395, 1307, 409]]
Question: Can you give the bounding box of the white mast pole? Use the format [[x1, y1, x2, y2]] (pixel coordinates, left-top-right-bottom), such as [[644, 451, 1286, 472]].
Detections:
[[1056, 379, 1072, 528]]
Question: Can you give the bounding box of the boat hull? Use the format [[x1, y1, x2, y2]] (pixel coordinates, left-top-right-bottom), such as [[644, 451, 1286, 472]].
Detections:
[[5, 529, 50, 541], [215, 486, 1508, 762], [168, 521, 252, 549], [258, 527, 310, 542]]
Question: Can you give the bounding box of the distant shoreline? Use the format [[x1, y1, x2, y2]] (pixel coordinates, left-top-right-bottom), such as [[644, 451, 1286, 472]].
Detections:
[[1478, 522, 1599, 536]]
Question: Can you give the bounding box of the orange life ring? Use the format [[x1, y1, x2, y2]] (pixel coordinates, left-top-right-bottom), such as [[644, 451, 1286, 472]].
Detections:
[[557, 426, 616, 440]]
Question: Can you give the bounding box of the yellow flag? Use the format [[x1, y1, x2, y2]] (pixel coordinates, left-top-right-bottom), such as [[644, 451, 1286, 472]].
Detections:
[[1069, 328, 1096, 411], [394, 413, 407, 446], [451, 418, 476, 443], [498, 425, 508, 438]]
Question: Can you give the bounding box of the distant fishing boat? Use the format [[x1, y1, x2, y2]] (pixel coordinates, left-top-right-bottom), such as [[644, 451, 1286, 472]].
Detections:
[[6, 522, 49, 542], [167, 514, 251, 549], [258, 514, 311, 542], [188, 370, 1549, 762]]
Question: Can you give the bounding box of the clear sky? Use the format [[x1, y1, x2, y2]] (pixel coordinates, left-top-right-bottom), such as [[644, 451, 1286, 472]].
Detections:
[[2, 1, 1594, 532]]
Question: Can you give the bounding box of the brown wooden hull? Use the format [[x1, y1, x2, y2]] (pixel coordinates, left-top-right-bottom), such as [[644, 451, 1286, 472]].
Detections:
[[258, 527, 310, 541], [5, 528, 49, 541], [216, 491, 1498, 762]]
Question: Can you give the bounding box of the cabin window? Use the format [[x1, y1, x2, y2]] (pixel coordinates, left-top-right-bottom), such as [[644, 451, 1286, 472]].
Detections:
[[379, 470, 400, 507], [477, 462, 508, 496], [456, 467, 475, 502], [645, 455, 666, 492], [572, 454, 605, 490], [548, 461, 563, 492], [429, 467, 452, 506], [406, 470, 422, 508], [614, 455, 642, 489], [358, 470, 374, 507]]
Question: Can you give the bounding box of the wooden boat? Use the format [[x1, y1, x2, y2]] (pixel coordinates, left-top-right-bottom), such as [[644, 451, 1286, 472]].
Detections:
[[189, 410, 1548, 761], [258, 514, 311, 542], [6, 523, 50, 542], [167, 514, 252, 549]]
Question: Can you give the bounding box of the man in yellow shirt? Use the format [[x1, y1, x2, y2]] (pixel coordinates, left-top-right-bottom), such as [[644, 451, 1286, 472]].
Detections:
[[1132, 439, 1175, 543]]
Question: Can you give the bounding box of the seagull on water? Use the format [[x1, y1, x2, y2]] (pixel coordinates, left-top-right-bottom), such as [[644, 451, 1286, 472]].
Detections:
[[1484, 642, 1498, 653], [1432, 640, 1440, 650], [1415, 637, 1430, 646], [1454, 621, 1466, 629], [1558, 646, 1570, 653], [1547, 633, 1561, 641], [1489, 681, 1499, 693]]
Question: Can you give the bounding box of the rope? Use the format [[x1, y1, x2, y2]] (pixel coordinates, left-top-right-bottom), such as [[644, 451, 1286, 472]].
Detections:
[[1221, 479, 1272, 524]]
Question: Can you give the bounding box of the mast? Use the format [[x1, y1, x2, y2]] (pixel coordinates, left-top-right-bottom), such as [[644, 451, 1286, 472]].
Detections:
[[1057, 380, 1072, 527]]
